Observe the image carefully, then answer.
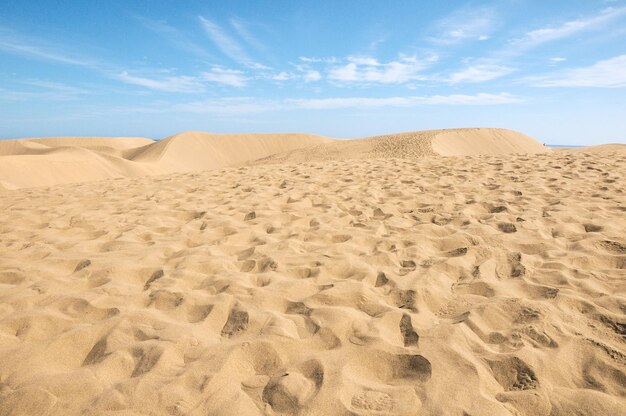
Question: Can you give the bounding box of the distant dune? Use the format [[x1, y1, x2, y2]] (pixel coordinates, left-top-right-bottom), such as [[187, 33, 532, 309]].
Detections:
[[0, 128, 552, 189]]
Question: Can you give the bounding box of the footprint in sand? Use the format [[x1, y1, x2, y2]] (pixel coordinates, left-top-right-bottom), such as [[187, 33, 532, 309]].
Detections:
[[148, 290, 184, 310], [131, 345, 163, 378], [508, 252, 525, 277], [489, 205, 507, 213], [221, 308, 249, 338], [393, 289, 417, 312], [596, 240, 626, 254], [498, 222, 517, 233], [399, 313, 419, 346], [143, 269, 164, 290], [332, 234, 352, 243], [82, 336, 109, 366], [187, 304, 214, 323], [262, 360, 324, 414], [447, 247, 468, 257], [73, 259, 91, 273], [340, 350, 432, 415], [375, 271, 389, 287], [583, 223, 603, 232], [488, 356, 538, 391]]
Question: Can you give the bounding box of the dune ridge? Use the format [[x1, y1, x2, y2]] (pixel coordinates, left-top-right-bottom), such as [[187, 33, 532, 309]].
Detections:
[[0, 128, 549, 189]]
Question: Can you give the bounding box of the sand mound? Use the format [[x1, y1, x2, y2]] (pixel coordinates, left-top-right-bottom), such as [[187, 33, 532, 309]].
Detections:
[[1, 148, 624, 415], [431, 128, 548, 156], [0, 137, 154, 157], [0, 128, 547, 189], [0, 132, 330, 189], [570, 144, 626, 154], [128, 131, 333, 172], [251, 128, 549, 165]]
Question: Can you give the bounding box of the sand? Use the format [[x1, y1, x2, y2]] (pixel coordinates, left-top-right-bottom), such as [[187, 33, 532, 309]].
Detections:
[[0, 129, 625, 415], [0, 128, 545, 190]]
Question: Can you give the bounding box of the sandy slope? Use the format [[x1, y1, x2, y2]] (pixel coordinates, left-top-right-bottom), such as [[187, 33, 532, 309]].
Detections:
[[0, 129, 547, 189], [0, 133, 331, 189], [0, 140, 624, 415]]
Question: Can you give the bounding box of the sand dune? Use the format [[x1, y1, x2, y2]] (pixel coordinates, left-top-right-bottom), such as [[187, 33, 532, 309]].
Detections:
[[0, 142, 624, 415], [567, 144, 626, 154], [129, 132, 333, 172], [0, 128, 547, 189], [0, 133, 331, 189], [250, 128, 548, 166], [430, 128, 547, 156]]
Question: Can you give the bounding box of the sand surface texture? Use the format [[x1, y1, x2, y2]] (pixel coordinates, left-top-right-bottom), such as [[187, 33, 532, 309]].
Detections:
[[0, 130, 625, 415]]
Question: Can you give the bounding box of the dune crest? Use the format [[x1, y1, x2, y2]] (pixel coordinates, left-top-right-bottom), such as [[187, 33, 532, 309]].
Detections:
[[431, 128, 547, 156], [0, 128, 550, 190]]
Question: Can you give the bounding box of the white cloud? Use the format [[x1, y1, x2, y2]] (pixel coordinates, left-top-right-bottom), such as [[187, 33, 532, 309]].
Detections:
[[432, 6, 498, 44], [116, 72, 203, 92], [513, 7, 626, 48], [203, 67, 247, 87], [448, 64, 514, 83], [271, 71, 293, 81], [268, 69, 320, 82], [348, 56, 379, 66], [549, 57, 567, 63], [299, 56, 337, 63], [290, 93, 521, 109], [174, 93, 522, 114], [246, 62, 272, 70], [303, 70, 322, 82], [530, 55, 626, 87], [328, 55, 436, 84]]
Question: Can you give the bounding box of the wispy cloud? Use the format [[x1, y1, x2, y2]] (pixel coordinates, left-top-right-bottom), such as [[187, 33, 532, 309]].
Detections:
[[135, 16, 213, 59], [175, 93, 522, 114], [512, 7, 626, 48], [22, 80, 90, 95], [115, 72, 204, 92], [0, 31, 99, 68], [328, 55, 437, 84], [0, 78, 94, 102], [199, 16, 268, 69], [203, 67, 248, 87], [229, 18, 266, 51], [175, 97, 277, 114], [290, 93, 522, 109], [448, 64, 514, 83], [199, 17, 248, 63], [431, 6, 498, 44], [529, 55, 626, 87]]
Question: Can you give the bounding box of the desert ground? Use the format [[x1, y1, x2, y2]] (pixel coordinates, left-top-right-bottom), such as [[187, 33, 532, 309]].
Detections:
[[0, 129, 624, 415]]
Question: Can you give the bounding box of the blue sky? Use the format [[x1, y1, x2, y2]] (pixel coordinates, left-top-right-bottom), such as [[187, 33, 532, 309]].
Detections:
[[1, 0, 625, 144]]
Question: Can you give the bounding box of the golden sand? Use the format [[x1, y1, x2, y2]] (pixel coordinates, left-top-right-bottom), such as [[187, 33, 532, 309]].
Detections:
[[0, 130, 624, 415]]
